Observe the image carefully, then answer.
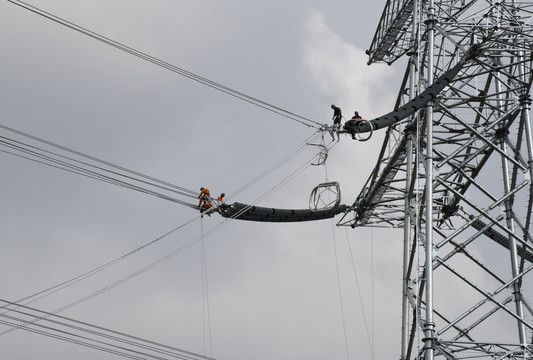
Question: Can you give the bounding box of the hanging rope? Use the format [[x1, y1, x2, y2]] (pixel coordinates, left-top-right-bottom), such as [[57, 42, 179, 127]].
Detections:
[[344, 228, 375, 359], [331, 221, 350, 360], [200, 218, 213, 358]]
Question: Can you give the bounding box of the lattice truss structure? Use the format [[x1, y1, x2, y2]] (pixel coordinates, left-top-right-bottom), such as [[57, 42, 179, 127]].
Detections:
[[339, 0, 533, 359]]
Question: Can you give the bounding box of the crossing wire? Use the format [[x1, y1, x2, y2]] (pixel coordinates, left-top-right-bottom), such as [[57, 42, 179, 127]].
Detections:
[[0, 130, 327, 344], [0, 127, 199, 209], [0, 123, 199, 199], [8, 0, 323, 130], [0, 299, 216, 360], [0, 166, 322, 358]]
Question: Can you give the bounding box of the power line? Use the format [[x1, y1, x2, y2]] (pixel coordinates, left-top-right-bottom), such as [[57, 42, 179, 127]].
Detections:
[[0, 299, 217, 360], [0, 126, 199, 209], [7, 0, 323, 130], [2, 131, 328, 340], [0, 123, 199, 198], [0, 129, 324, 317]]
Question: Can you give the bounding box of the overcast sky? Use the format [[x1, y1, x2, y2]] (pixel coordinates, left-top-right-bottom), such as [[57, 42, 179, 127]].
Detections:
[[0, 1, 405, 359]]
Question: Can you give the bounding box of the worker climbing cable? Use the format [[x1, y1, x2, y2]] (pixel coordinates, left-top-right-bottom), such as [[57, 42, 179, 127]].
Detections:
[[198, 187, 210, 207]]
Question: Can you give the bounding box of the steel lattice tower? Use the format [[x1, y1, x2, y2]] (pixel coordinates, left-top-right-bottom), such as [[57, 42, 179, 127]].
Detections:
[[338, 0, 533, 359]]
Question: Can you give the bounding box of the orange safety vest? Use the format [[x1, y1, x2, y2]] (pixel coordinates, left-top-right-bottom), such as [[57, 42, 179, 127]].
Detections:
[[199, 188, 210, 198]]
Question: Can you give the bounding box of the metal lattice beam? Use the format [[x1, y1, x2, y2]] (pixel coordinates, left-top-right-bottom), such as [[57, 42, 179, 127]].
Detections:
[[342, 1, 533, 359]]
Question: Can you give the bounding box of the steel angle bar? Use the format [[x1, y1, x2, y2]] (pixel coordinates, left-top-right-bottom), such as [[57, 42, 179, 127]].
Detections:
[[435, 213, 504, 250], [374, 196, 408, 205], [439, 108, 524, 170], [444, 165, 498, 202], [504, 137, 529, 169], [436, 259, 533, 333], [511, 214, 533, 245], [435, 235, 508, 284], [520, 295, 533, 317], [450, 298, 514, 342], [439, 340, 525, 357], [435, 142, 489, 172], [431, 308, 476, 343], [494, 346, 533, 360], [435, 178, 531, 249], [470, 219, 533, 264], [434, 210, 499, 249], [372, 212, 405, 221], [434, 134, 487, 168], [436, 173, 527, 216], [434, 24, 469, 53], [433, 135, 473, 144], [367, 0, 414, 64]]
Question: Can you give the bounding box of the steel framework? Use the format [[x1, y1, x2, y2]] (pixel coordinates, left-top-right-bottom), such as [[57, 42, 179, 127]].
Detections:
[[339, 0, 533, 359]]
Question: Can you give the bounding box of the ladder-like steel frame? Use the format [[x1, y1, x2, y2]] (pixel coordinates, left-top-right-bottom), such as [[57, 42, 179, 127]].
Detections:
[[340, 1, 533, 359]]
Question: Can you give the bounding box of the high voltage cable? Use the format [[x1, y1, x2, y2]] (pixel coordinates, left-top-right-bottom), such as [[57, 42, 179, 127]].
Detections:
[[0, 299, 215, 360], [0, 123, 199, 199], [0, 138, 199, 209], [226, 131, 324, 200], [0, 124, 324, 211], [0, 127, 199, 209], [2, 3, 336, 356], [8, 0, 323, 130], [0, 214, 202, 337], [0, 158, 323, 358], [2, 135, 328, 345], [0, 128, 326, 311]]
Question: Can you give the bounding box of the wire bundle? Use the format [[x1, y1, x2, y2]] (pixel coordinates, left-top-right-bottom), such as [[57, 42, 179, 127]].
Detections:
[[0, 299, 216, 360], [0, 124, 200, 208]]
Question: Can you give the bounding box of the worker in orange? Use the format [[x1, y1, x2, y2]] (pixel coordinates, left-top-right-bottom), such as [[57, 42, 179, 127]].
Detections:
[[198, 187, 210, 207], [201, 201, 213, 211], [346, 111, 364, 139], [217, 193, 225, 202]]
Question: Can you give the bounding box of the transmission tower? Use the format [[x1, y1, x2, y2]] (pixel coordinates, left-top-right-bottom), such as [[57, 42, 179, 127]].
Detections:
[[338, 0, 533, 359]]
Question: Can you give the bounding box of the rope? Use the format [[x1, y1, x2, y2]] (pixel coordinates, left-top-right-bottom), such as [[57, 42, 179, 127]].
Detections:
[[331, 221, 350, 360], [344, 228, 374, 359], [324, 160, 350, 360], [200, 218, 213, 358]]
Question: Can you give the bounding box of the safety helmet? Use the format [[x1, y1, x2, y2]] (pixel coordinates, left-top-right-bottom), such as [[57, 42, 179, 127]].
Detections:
[[331, 104, 335, 109], [221, 193, 225, 197], [200, 187, 204, 191], [354, 111, 359, 115]]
